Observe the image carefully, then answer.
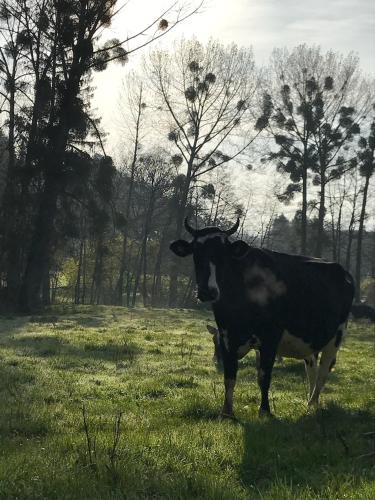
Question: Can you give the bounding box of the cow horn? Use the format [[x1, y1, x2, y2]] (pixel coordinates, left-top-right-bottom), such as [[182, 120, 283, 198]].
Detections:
[[225, 218, 240, 235], [184, 217, 197, 236]]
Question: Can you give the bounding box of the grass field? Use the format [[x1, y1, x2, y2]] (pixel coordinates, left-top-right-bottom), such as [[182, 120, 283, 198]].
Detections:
[[0, 306, 375, 499]]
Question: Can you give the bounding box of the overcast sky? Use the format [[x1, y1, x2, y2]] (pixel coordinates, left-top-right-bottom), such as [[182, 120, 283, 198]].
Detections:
[[92, 0, 375, 226], [94, 0, 375, 149]]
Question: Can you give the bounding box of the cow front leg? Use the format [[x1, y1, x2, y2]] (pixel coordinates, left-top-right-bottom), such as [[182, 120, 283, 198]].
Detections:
[[257, 346, 276, 417], [221, 350, 238, 418]]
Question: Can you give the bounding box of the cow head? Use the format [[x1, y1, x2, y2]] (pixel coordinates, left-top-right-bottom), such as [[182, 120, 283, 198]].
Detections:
[[170, 218, 249, 303]]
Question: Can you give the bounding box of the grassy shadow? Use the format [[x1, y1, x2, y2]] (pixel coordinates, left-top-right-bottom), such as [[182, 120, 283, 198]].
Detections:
[[73, 316, 108, 328], [0, 361, 50, 439], [181, 404, 219, 421], [240, 403, 375, 496], [352, 331, 375, 343], [7, 335, 141, 363], [273, 359, 305, 376]]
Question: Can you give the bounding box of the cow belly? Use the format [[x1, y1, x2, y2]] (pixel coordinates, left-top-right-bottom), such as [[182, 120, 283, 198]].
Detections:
[[277, 331, 314, 359]]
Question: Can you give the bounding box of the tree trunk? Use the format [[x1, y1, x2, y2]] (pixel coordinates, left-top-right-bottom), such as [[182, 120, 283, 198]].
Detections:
[[315, 172, 326, 258], [345, 219, 355, 272], [151, 221, 170, 307], [168, 169, 192, 307], [1, 73, 21, 305], [182, 270, 196, 307], [345, 183, 359, 271], [131, 247, 142, 307], [42, 267, 51, 306], [19, 174, 59, 312], [51, 273, 58, 304], [208, 194, 216, 224], [8, 73, 16, 173], [126, 270, 133, 307], [115, 87, 143, 305], [75, 240, 84, 304], [90, 239, 105, 305], [142, 245, 148, 307], [300, 149, 308, 255], [133, 194, 155, 307], [116, 233, 128, 305], [5, 237, 23, 306], [330, 211, 337, 262], [336, 200, 343, 264], [355, 175, 370, 302], [151, 250, 163, 307], [212, 192, 222, 226]]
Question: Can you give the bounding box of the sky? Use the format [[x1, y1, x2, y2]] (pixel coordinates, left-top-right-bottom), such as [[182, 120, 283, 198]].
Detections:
[[94, 0, 375, 149], [93, 0, 375, 226]]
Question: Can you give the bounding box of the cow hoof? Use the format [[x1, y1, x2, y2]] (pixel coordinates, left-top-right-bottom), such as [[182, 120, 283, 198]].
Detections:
[[220, 412, 235, 420], [258, 408, 275, 418]]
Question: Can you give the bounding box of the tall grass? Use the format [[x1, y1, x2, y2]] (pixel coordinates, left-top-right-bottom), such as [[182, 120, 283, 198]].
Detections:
[[0, 306, 374, 499]]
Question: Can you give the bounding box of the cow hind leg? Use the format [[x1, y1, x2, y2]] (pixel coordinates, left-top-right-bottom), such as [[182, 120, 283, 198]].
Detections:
[[308, 324, 345, 406], [304, 354, 318, 399], [257, 346, 277, 417]]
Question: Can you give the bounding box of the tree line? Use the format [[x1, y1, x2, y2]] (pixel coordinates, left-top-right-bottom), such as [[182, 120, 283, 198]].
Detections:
[[0, 1, 374, 312]]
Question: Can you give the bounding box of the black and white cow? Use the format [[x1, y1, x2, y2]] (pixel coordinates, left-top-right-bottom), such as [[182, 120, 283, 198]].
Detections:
[[170, 219, 355, 418]]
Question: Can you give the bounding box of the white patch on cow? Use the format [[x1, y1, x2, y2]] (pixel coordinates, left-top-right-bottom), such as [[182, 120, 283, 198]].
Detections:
[[208, 261, 220, 300], [196, 233, 226, 244], [245, 264, 286, 306], [248, 284, 269, 306], [308, 335, 340, 406], [221, 329, 229, 351], [304, 355, 318, 398], [277, 330, 314, 359]]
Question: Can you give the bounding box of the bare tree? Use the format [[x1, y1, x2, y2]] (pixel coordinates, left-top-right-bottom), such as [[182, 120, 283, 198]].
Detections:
[[115, 79, 146, 305], [130, 152, 173, 306], [327, 175, 351, 263], [345, 171, 361, 271], [355, 109, 375, 300], [148, 38, 261, 305]]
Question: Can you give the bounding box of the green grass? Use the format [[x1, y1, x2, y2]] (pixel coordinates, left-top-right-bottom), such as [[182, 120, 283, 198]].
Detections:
[[0, 306, 375, 499]]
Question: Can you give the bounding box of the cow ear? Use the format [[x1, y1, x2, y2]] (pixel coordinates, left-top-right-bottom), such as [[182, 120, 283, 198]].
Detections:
[[170, 239, 192, 257], [206, 324, 218, 336], [230, 240, 249, 259]]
